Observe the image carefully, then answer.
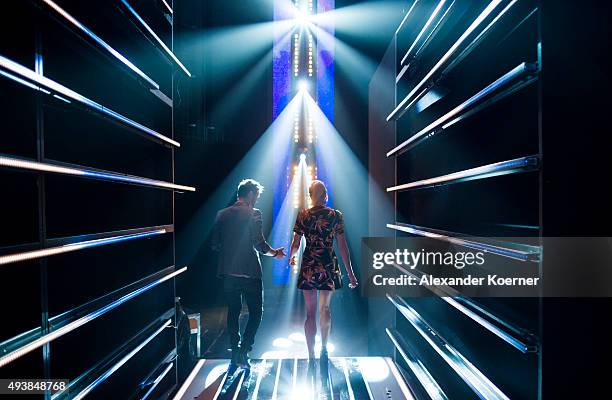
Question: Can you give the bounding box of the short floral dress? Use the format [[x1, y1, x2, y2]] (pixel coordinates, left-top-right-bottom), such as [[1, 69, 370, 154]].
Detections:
[[293, 205, 345, 290]]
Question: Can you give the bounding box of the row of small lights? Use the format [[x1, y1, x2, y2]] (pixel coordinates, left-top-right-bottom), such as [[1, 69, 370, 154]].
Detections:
[[293, 163, 317, 209], [293, 110, 300, 143], [293, 32, 300, 77], [307, 116, 314, 143], [293, 0, 302, 78], [308, 0, 314, 76], [307, 34, 313, 77], [296, 113, 316, 144], [293, 165, 300, 209]]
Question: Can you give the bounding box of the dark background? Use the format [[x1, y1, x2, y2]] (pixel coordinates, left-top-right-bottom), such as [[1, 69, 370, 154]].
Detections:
[[1, 0, 611, 398]]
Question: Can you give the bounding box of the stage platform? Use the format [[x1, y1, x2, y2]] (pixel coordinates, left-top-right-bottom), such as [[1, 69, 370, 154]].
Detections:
[[173, 357, 414, 400]]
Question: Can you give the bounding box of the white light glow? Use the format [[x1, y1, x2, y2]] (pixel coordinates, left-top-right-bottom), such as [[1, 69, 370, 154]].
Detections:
[[272, 337, 293, 348], [294, 9, 310, 26], [291, 384, 314, 400], [298, 80, 309, 92], [357, 357, 390, 383], [288, 332, 306, 342], [261, 350, 288, 359]]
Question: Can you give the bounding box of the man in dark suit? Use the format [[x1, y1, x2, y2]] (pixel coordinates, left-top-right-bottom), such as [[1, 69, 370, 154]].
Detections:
[[211, 179, 285, 368]]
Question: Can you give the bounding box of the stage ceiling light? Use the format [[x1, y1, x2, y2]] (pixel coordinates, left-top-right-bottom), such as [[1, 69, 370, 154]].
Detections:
[[294, 9, 310, 26]]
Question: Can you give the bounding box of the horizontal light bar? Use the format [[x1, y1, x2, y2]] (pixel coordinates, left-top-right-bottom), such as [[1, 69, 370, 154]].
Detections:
[[395, 0, 420, 35], [0, 54, 179, 147], [412, 0, 456, 66], [41, 0, 159, 90], [0, 263, 175, 357], [0, 155, 195, 192], [0, 267, 185, 367], [160, 0, 173, 14], [387, 0, 505, 121], [0, 228, 167, 267], [396, 64, 409, 83], [401, 0, 447, 65], [387, 155, 538, 192], [386, 328, 448, 400], [384, 357, 418, 400], [441, 0, 521, 76], [387, 62, 534, 156], [70, 319, 172, 400], [386, 223, 540, 262], [172, 359, 206, 400], [0, 69, 49, 93], [142, 362, 174, 400], [120, 0, 191, 77], [390, 263, 537, 352], [442, 297, 535, 352], [388, 295, 510, 400]]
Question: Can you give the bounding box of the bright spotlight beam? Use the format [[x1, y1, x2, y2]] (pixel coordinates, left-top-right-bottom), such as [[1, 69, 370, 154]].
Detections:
[[293, 9, 312, 27], [302, 92, 395, 321], [177, 92, 304, 267], [298, 80, 309, 92]]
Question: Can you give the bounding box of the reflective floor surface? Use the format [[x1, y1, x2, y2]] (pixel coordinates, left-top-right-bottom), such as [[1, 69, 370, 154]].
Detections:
[[173, 357, 414, 400]]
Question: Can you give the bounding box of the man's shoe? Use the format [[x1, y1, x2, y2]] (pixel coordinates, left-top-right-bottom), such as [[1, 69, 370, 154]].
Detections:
[[237, 349, 251, 369], [230, 348, 241, 366]]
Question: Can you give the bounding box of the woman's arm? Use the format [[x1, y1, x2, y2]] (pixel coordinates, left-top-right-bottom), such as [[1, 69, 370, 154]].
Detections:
[[336, 233, 358, 288], [289, 232, 302, 265]]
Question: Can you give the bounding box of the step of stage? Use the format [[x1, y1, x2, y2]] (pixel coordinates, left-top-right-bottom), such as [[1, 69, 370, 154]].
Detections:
[[173, 357, 414, 400]]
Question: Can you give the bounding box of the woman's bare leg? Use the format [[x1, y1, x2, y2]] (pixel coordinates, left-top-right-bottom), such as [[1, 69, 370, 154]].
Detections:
[[318, 290, 333, 352], [303, 289, 318, 359]]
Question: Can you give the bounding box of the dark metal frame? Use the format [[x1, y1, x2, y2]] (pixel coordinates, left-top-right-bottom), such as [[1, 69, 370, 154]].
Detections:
[[0, 0, 187, 397]]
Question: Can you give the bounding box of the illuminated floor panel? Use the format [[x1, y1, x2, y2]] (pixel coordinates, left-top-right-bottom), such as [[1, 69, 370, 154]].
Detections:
[[174, 357, 415, 400]]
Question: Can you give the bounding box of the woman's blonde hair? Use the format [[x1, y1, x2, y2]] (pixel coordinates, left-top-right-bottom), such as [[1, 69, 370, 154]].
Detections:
[[308, 180, 328, 205]]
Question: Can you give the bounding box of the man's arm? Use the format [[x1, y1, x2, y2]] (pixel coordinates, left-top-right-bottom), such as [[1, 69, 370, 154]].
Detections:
[[252, 209, 285, 258]]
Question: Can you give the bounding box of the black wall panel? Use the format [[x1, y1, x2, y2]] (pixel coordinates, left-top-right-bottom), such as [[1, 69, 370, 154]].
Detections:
[[1, 0, 192, 398], [371, 0, 543, 399]]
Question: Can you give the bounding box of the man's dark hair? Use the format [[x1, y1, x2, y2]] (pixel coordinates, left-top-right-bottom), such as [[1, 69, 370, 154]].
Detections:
[[237, 179, 264, 199]]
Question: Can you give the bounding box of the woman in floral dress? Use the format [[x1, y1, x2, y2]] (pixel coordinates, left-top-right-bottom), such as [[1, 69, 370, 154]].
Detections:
[[289, 180, 358, 360]]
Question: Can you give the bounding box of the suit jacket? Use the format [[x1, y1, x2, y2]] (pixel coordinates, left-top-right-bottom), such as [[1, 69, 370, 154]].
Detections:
[[211, 202, 272, 278]]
